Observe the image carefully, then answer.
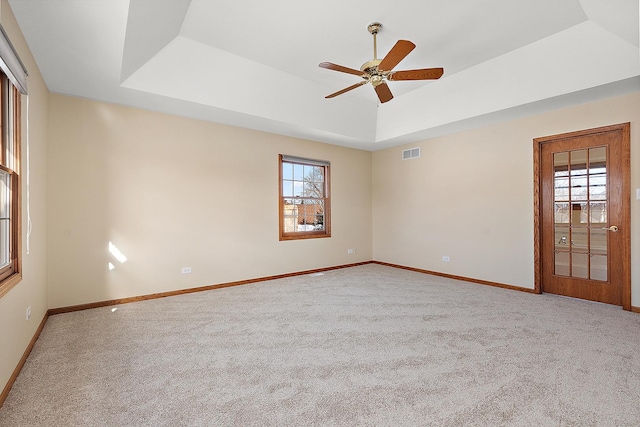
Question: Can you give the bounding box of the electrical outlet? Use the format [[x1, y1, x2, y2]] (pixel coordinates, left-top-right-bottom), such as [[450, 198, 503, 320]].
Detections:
[[26, 306, 31, 320], [181, 267, 192, 274], [442, 256, 450, 262], [347, 249, 356, 254]]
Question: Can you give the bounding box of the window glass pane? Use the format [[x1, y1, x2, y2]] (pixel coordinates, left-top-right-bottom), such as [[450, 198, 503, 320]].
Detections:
[[282, 180, 293, 197], [303, 164, 313, 180], [0, 219, 8, 268], [283, 216, 297, 233], [0, 170, 9, 218], [303, 181, 314, 196], [293, 180, 303, 197], [293, 164, 303, 180], [0, 170, 9, 268], [282, 162, 293, 180]]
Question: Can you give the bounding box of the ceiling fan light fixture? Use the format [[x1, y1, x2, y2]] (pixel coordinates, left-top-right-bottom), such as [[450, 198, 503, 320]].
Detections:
[[370, 75, 383, 87]]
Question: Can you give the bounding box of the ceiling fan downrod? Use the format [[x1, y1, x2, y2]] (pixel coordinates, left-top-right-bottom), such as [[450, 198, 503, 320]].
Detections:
[[361, 22, 383, 73], [367, 22, 382, 60]]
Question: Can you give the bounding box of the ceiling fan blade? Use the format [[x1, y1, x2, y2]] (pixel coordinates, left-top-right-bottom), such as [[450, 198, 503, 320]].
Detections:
[[377, 40, 415, 72], [374, 82, 393, 103], [319, 62, 365, 77], [325, 81, 368, 98], [388, 67, 444, 81]]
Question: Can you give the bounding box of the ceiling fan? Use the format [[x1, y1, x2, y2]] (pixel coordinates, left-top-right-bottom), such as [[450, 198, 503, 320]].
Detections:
[[319, 22, 444, 104]]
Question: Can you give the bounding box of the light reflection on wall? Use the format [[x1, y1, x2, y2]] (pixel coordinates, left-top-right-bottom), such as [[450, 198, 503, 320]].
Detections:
[[108, 241, 127, 271]]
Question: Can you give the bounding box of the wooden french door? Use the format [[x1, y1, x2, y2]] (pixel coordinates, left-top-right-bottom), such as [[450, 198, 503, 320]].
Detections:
[[535, 123, 630, 309]]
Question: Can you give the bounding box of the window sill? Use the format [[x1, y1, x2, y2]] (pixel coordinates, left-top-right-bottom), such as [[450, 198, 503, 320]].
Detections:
[[280, 232, 331, 241], [0, 272, 22, 299]]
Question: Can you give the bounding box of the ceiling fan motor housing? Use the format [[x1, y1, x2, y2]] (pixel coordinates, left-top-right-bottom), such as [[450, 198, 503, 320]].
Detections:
[[360, 59, 382, 73]]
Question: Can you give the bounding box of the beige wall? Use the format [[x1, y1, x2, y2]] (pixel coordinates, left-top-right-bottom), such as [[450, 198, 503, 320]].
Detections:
[[0, 0, 49, 398], [47, 95, 373, 308], [373, 91, 640, 307]]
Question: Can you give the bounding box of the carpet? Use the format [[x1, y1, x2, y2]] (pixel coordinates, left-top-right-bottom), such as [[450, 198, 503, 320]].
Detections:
[[1, 264, 639, 426]]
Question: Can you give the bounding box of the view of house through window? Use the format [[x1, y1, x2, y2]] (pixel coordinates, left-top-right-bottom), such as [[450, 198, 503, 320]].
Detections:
[[279, 155, 330, 240]]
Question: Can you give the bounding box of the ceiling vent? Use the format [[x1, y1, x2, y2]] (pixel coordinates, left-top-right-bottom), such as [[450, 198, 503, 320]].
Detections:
[[402, 147, 420, 160]]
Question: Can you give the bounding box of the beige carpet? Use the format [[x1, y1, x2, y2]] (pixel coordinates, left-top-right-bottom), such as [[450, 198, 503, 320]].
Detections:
[[1, 264, 640, 426]]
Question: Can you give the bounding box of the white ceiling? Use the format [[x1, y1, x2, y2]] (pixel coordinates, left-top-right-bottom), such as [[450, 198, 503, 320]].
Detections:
[[8, 0, 640, 150]]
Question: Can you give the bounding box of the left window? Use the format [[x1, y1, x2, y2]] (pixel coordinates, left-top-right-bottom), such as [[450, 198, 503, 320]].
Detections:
[[0, 71, 21, 295], [279, 155, 331, 240]]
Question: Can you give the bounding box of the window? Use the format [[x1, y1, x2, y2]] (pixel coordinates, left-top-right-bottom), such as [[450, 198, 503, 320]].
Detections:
[[279, 155, 330, 240], [0, 72, 21, 295]]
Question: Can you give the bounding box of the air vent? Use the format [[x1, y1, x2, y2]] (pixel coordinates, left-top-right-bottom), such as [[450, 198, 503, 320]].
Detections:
[[402, 147, 420, 160]]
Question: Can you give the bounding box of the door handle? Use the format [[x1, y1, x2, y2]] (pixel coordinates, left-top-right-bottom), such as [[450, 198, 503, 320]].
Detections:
[[601, 225, 619, 232]]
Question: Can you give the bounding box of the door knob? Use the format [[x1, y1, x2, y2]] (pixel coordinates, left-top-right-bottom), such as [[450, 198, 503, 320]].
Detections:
[[601, 225, 619, 232]]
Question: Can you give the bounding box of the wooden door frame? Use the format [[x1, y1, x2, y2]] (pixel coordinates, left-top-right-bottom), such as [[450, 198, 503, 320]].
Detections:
[[533, 123, 631, 310]]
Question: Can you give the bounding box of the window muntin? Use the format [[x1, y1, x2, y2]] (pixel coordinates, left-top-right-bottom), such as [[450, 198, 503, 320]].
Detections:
[[279, 155, 330, 240]]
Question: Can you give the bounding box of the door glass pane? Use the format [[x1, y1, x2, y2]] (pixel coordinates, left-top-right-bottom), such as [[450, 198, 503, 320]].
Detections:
[[571, 203, 586, 226], [555, 226, 569, 249], [570, 176, 588, 200], [590, 229, 607, 255], [589, 147, 606, 171], [589, 147, 606, 201], [554, 177, 569, 201], [554, 203, 569, 224], [570, 150, 587, 175], [590, 255, 607, 282], [555, 251, 570, 276], [589, 202, 606, 224], [572, 228, 588, 251], [589, 174, 606, 200], [554, 152, 569, 176], [572, 253, 588, 279]]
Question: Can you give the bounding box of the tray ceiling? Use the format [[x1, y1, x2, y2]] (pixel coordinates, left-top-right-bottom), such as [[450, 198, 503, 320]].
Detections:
[[8, 0, 640, 150]]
